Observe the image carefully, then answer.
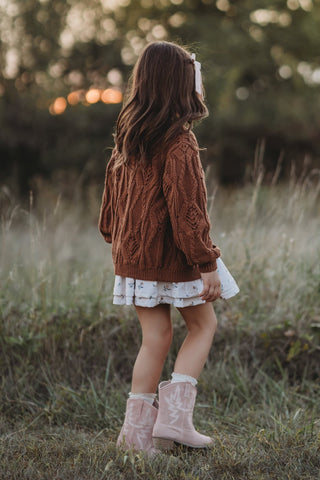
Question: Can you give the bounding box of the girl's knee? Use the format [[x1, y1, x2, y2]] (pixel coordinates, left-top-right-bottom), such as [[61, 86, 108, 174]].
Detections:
[[179, 304, 217, 336], [210, 309, 218, 332], [194, 315, 217, 337], [143, 325, 173, 352], [160, 325, 173, 350], [137, 304, 172, 352]]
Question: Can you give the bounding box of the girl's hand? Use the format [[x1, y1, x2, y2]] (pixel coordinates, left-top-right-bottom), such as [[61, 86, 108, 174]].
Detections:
[[199, 270, 221, 302]]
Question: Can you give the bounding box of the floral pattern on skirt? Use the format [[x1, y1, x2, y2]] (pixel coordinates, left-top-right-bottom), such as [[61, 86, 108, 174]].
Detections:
[[113, 257, 239, 308]]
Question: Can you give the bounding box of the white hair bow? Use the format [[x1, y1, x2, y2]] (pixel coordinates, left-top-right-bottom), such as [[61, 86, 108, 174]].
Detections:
[[191, 53, 203, 97]]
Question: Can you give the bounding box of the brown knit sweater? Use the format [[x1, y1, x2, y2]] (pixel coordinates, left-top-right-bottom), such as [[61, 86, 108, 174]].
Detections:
[[98, 130, 220, 282]]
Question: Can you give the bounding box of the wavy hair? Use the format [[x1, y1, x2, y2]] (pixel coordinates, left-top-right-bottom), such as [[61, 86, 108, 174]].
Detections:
[[114, 41, 208, 166]]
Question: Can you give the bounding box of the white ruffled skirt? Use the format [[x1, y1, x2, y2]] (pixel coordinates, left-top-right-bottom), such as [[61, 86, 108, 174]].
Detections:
[[113, 257, 239, 308]]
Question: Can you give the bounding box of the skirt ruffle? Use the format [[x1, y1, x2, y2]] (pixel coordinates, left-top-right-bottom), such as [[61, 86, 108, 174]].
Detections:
[[113, 258, 239, 307]]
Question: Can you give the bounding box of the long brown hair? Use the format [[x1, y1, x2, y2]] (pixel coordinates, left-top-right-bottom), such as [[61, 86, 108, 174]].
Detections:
[[114, 41, 208, 166]]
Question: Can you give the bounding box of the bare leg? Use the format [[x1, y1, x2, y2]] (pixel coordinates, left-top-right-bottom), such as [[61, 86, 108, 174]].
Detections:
[[174, 302, 217, 379], [131, 304, 172, 393]]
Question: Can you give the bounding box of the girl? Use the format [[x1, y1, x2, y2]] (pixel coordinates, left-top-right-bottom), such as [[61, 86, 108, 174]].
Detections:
[[99, 41, 239, 455]]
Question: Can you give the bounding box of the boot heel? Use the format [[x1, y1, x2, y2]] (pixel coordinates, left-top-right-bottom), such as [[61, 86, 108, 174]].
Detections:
[[153, 437, 174, 450]]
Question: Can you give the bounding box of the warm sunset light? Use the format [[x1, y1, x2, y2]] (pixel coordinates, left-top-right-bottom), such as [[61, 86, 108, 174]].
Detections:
[[101, 88, 123, 104], [48, 87, 123, 114], [67, 91, 81, 105], [49, 97, 67, 115], [85, 88, 101, 104]]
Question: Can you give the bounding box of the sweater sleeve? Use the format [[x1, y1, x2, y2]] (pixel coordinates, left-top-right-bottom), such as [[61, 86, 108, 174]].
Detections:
[[163, 134, 221, 272], [98, 152, 116, 243]]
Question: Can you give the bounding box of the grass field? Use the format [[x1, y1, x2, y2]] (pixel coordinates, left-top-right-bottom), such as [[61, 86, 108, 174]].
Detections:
[[1, 166, 320, 479]]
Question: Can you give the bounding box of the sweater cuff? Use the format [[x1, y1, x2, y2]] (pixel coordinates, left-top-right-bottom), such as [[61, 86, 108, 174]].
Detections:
[[103, 233, 112, 243], [198, 260, 217, 273]]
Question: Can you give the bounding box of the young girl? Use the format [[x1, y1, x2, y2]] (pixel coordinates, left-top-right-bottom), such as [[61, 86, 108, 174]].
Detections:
[[99, 41, 239, 455]]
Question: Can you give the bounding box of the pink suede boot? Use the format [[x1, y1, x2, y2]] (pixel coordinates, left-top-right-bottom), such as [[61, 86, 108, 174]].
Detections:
[[152, 381, 213, 449], [116, 398, 159, 456]]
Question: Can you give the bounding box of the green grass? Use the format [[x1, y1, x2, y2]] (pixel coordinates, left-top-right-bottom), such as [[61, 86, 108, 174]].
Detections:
[[1, 170, 320, 479]]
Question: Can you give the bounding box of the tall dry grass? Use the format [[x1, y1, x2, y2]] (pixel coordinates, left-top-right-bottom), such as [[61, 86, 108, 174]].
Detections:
[[0, 154, 320, 478]]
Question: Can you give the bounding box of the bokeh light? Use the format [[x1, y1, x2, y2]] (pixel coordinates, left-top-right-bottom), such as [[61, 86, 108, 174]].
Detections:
[[49, 88, 123, 114], [101, 88, 123, 104], [85, 88, 101, 104], [49, 97, 67, 115], [67, 91, 81, 105]]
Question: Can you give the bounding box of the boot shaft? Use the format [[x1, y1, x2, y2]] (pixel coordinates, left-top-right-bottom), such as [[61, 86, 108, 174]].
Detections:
[[117, 398, 158, 453], [153, 380, 213, 449], [156, 381, 197, 431]]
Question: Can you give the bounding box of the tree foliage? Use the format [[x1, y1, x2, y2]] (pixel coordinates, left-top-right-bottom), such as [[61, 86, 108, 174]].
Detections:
[[1, 0, 320, 196]]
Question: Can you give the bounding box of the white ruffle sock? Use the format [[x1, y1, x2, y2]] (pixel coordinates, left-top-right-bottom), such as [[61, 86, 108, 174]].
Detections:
[[171, 372, 198, 387], [128, 392, 157, 405]]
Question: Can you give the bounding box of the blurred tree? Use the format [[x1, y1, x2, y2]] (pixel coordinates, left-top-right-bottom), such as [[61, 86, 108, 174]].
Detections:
[[0, 0, 320, 197]]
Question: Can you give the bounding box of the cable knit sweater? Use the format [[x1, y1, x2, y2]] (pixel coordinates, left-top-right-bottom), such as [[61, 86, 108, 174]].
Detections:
[[98, 130, 221, 282]]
